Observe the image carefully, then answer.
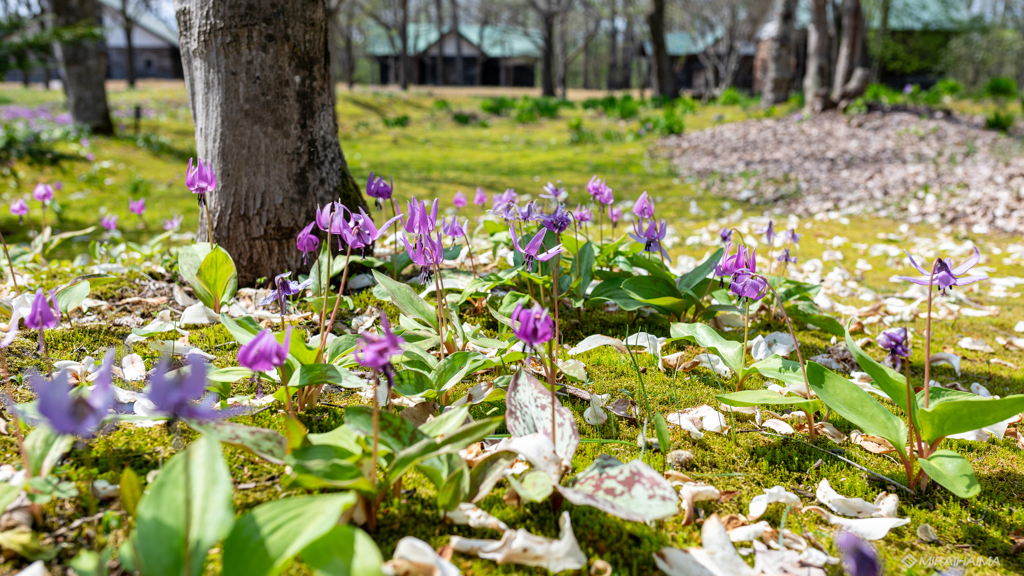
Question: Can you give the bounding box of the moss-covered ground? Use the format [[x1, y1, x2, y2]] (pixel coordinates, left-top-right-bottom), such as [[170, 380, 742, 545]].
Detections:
[[0, 81, 1022, 575]]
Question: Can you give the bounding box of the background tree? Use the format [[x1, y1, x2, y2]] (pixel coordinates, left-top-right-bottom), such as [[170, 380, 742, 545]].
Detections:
[[527, 0, 572, 97], [761, 0, 798, 106], [48, 0, 114, 134], [173, 0, 368, 285], [803, 0, 831, 111], [682, 0, 772, 98], [646, 0, 675, 97], [831, 0, 869, 107], [116, 0, 155, 89]]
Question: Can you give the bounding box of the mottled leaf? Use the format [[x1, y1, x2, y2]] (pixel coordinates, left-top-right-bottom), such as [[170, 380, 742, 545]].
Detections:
[[556, 454, 679, 522], [186, 419, 288, 465], [505, 369, 580, 468]]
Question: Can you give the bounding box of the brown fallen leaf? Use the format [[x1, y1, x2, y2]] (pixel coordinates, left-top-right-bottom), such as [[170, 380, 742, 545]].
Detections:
[[1011, 529, 1024, 555], [720, 514, 748, 531], [665, 470, 695, 484], [850, 430, 897, 455], [608, 398, 638, 421]]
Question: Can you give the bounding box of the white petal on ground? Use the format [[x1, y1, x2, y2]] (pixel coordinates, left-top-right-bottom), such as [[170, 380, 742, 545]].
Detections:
[[815, 479, 898, 519], [121, 353, 146, 382], [762, 419, 794, 435], [928, 352, 962, 376], [665, 411, 705, 441], [490, 433, 566, 483], [677, 482, 721, 525], [449, 511, 587, 573], [443, 503, 508, 532], [567, 334, 627, 356], [383, 536, 460, 576], [958, 337, 994, 353], [748, 486, 802, 521], [696, 353, 733, 379], [584, 393, 610, 425], [727, 521, 772, 543], [654, 514, 756, 576], [180, 302, 220, 325], [802, 506, 909, 540]]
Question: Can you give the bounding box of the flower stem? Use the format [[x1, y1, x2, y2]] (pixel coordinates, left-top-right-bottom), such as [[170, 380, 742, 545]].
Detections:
[[765, 281, 817, 441], [0, 230, 18, 295], [315, 245, 351, 365], [922, 258, 940, 410], [739, 300, 750, 391], [433, 266, 446, 359], [202, 194, 215, 249], [546, 339, 557, 453], [551, 252, 560, 362], [371, 369, 380, 488], [317, 211, 336, 340]]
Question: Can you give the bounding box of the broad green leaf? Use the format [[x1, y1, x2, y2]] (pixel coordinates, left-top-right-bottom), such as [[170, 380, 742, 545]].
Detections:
[[135, 436, 234, 576], [627, 254, 674, 282], [556, 454, 680, 522], [668, 322, 744, 375], [24, 424, 73, 477], [437, 464, 471, 511], [716, 389, 821, 412], [916, 393, 1024, 443], [386, 416, 503, 488], [186, 419, 288, 465], [308, 424, 364, 455], [622, 276, 689, 317], [195, 246, 238, 312], [918, 450, 980, 498], [747, 355, 807, 387], [430, 351, 487, 394], [119, 468, 142, 518], [507, 469, 554, 503], [55, 280, 91, 314], [676, 247, 724, 293], [287, 364, 365, 390], [786, 302, 845, 337], [178, 243, 216, 309], [418, 406, 470, 438], [284, 445, 375, 496], [372, 271, 438, 331], [326, 333, 360, 364], [300, 525, 384, 576], [207, 366, 254, 383], [804, 362, 907, 457], [654, 413, 671, 453], [220, 313, 262, 346], [572, 241, 596, 301], [345, 406, 430, 452], [222, 493, 358, 576], [282, 330, 320, 366], [589, 278, 652, 312], [69, 547, 111, 576], [393, 369, 434, 398], [845, 326, 913, 418]]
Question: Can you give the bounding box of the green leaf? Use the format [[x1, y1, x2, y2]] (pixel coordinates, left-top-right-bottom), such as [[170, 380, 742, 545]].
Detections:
[[589, 277, 651, 312], [300, 525, 384, 576], [507, 469, 554, 503], [54, 280, 91, 314], [622, 276, 689, 317], [287, 364, 366, 391], [804, 362, 907, 457], [844, 326, 913, 420], [345, 406, 430, 452], [220, 313, 262, 346], [69, 547, 111, 576], [284, 445, 375, 495], [916, 393, 1024, 443], [716, 389, 821, 412], [505, 369, 580, 467], [119, 468, 142, 518], [654, 413, 671, 453], [326, 334, 360, 364], [207, 366, 254, 383], [393, 369, 434, 398], [468, 451, 518, 503], [135, 436, 234, 576], [0, 527, 57, 561], [918, 450, 980, 498], [372, 270, 438, 332], [786, 302, 845, 336], [676, 247, 724, 293], [430, 351, 487, 394], [222, 493, 358, 576], [437, 464, 471, 511], [186, 419, 288, 465], [572, 241, 596, 301], [668, 322, 744, 376], [178, 243, 216, 309], [385, 416, 503, 489], [24, 424, 73, 477], [195, 246, 238, 313]]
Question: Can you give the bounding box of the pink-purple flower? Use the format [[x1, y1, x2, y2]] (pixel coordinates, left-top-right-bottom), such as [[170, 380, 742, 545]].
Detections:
[[400, 197, 439, 237], [354, 312, 405, 371], [238, 326, 292, 372], [759, 219, 776, 245], [33, 183, 54, 204], [258, 272, 314, 308], [509, 227, 564, 272], [101, 214, 118, 231], [541, 182, 567, 203], [474, 187, 488, 206], [836, 531, 881, 576], [876, 327, 910, 370], [186, 158, 216, 197], [511, 303, 554, 348], [453, 191, 467, 209], [10, 199, 28, 225], [629, 218, 668, 258], [403, 232, 446, 283], [164, 214, 183, 231], [715, 244, 755, 280], [777, 248, 797, 264], [148, 355, 220, 420], [587, 175, 613, 205], [297, 222, 320, 263], [632, 192, 655, 219], [573, 203, 592, 224], [129, 198, 146, 216], [540, 205, 572, 235], [366, 172, 394, 209], [341, 208, 402, 251], [896, 247, 986, 295], [608, 205, 622, 227], [730, 270, 768, 301], [32, 350, 115, 436], [442, 216, 467, 246], [25, 288, 59, 330]]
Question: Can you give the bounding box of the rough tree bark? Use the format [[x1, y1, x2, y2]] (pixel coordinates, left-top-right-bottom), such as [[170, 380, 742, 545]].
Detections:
[[645, 0, 674, 98], [434, 0, 445, 84], [831, 0, 869, 106], [761, 0, 798, 107], [537, 7, 557, 96], [173, 0, 368, 286], [803, 0, 831, 112], [120, 0, 136, 88], [49, 0, 114, 135]]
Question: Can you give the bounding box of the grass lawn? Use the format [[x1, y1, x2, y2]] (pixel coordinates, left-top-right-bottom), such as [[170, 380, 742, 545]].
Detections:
[[1, 80, 1023, 575]]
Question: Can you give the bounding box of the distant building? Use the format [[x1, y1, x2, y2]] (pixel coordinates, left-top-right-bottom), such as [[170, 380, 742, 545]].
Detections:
[[641, 31, 756, 95], [97, 0, 182, 80], [366, 24, 541, 87]]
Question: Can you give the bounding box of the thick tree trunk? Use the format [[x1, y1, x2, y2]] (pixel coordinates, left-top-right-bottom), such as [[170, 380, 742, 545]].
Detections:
[[121, 2, 136, 88], [450, 0, 463, 85], [434, 0, 444, 84], [557, 12, 568, 98], [540, 11, 556, 96], [645, 0, 674, 98], [620, 15, 634, 89], [761, 0, 798, 107], [607, 0, 617, 90], [49, 0, 114, 135], [870, 0, 890, 84], [345, 4, 355, 90], [173, 0, 368, 286], [803, 0, 831, 112], [831, 0, 868, 105], [400, 0, 409, 90]]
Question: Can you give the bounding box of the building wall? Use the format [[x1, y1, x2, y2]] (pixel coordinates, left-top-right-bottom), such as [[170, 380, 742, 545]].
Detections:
[[106, 47, 182, 79]]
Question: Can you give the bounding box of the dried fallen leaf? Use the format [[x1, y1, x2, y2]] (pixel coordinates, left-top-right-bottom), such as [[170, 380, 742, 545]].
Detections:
[[677, 482, 721, 526], [443, 504, 508, 533], [958, 337, 994, 354], [802, 506, 909, 540], [850, 429, 897, 455], [654, 514, 756, 576], [449, 511, 587, 573], [748, 486, 802, 521], [383, 537, 460, 576], [928, 352, 962, 376]]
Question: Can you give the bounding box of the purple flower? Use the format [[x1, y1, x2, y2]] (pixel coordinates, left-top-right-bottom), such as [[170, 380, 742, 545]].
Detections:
[[403, 232, 446, 283], [730, 270, 768, 301], [442, 216, 467, 246], [186, 158, 216, 197], [401, 197, 439, 236], [517, 201, 541, 223], [474, 187, 488, 206], [341, 208, 402, 250], [896, 247, 986, 295], [354, 312, 405, 370], [238, 326, 292, 372], [836, 531, 881, 576], [53, 181, 62, 191], [632, 192, 655, 220], [777, 248, 797, 264], [587, 175, 613, 205], [148, 355, 220, 420], [101, 214, 118, 231], [453, 191, 467, 209], [258, 272, 314, 307], [32, 351, 115, 436], [509, 227, 564, 272], [366, 172, 394, 209], [759, 220, 775, 245], [719, 228, 733, 244], [10, 199, 28, 225], [715, 244, 755, 279], [785, 228, 801, 246], [608, 205, 622, 226], [541, 205, 572, 235], [24, 288, 59, 330], [876, 327, 911, 371], [315, 202, 343, 234], [511, 303, 554, 348], [573, 203, 592, 224], [33, 183, 53, 204], [129, 198, 146, 216], [903, 83, 914, 95], [163, 214, 183, 231], [541, 182, 567, 203], [492, 188, 518, 209], [629, 218, 668, 259], [296, 222, 320, 263]]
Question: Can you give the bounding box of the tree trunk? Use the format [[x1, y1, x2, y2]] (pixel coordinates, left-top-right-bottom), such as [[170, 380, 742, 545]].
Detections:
[[803, 0, 831, 112], [173, 0, 368, 286], [761, 0, 798, 107], [557, 12, 568, 98], [832, 0, 868, 104], [450, 0, 463, 85], [121, 1, 136, 88], [870, 0, 890, 84], [434, 0, 444, 84], [540, 11, 556, 96], [345, 3, 355, 90], [620, 14, 634, 89], [645, 0, 674, 97], [607, 0, 617, 90], [49, 0, 114, 135], [582, 38, 590, 89], [400, 0, 409, 90]]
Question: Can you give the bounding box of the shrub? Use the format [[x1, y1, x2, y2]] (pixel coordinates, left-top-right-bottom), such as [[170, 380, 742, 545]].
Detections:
[[452, 113, 472, 125], [567, 117, 596, 144], [433, 99, 450, 111], [645, 107, 685, 136], [513, 99, 538, 123], [616, 95, 640, 119], [985, 76, 1018, 99], [716, 87, 743, 106], [382, 115, 410, 128], [531, 96, 562, 118], [985, 110, 1015, 132], [934, 78, 962, 96], [480, 96, 515, 115]]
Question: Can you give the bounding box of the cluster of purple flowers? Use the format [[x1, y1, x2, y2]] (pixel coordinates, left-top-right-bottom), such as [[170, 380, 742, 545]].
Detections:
[[876, 327, 911, 370], [628, 192, 668, 259], [716, 243, 767, 301]]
